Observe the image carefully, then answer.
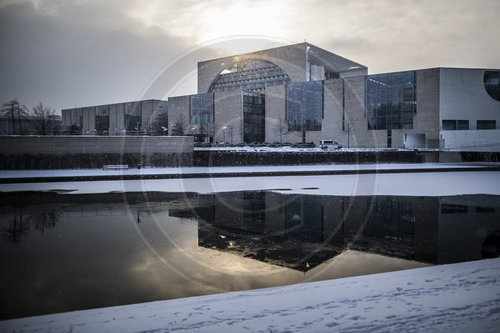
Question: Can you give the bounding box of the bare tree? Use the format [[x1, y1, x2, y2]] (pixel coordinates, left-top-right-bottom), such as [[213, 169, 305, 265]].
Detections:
[[273, 112, 288, 144], [345, 120, 355, 148], [33, 210, 59, 234], [171, 114, 187, 136], [141, 115, 153, 136], [1, 99, 29, 134], [3, 214, 31, 243], [199, 119, 219, 143], [31, 102, 59, 135]]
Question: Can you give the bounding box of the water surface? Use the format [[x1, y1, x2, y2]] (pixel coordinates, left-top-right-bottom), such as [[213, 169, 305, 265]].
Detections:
[[1, 191, 499, 319]]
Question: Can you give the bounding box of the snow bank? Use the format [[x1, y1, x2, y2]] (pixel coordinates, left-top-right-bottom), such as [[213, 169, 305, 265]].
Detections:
[[1, 171, 500, 197], [2, 258, 499, 333], [0, 162, 488, 179]]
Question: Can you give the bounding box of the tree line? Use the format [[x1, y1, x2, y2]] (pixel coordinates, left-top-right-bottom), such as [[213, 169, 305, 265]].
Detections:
[[1, 99, 60, 135]]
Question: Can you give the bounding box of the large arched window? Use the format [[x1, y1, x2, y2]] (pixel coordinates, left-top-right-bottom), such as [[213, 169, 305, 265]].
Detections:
[[209, 60, 290, 93], [484, 71, 500, 102]]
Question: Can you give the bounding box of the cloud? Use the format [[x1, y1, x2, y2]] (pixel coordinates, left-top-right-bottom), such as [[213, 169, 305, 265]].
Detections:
[[0, 0, 499, 112], [0, 1, 193, 112]]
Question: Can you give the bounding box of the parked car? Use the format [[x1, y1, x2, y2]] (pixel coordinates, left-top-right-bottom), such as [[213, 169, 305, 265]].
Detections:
[[319, 140, 342, 150], [216, 141, 232, 147]]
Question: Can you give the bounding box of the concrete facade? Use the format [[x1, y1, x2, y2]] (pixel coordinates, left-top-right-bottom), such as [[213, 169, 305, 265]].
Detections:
[[213, 90, 243, 143], [59, 43, 500, 152]]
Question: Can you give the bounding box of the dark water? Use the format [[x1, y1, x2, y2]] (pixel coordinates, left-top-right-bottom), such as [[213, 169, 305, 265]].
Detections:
[[1, 191, 499, 320]]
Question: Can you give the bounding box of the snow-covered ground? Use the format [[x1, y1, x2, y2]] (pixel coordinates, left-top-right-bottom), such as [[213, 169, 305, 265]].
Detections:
[[1, 170, 500, 197], [0, 162, 492, 179], [2, 258, 499, 333]]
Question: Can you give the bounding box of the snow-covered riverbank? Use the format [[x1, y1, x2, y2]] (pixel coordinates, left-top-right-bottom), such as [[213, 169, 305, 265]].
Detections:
[[1, 170, 500, 197], [2, 258, 499, 333]]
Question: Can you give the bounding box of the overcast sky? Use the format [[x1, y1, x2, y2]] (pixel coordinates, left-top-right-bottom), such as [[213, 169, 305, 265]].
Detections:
[[0, 0, 499, 114]]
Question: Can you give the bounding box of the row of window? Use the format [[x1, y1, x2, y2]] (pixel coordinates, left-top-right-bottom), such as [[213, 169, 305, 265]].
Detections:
[[442, 120, 496, 130], [65, 101, 167, 135], [243, 93, 265, 143], [210, 60, 291, 93], [441, 204, 495, 214], [189, 93, 214, 125]]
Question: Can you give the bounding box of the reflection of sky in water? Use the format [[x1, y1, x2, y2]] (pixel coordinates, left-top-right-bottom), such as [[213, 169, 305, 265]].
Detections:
[[1, 192, 499, 320]]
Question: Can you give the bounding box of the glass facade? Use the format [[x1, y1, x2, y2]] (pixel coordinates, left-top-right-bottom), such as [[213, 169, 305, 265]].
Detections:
[[210, 60, 290, 93], [69, 108, 83, 134], [125, 101, 142, 135], [189, 93, 214, 125], [152, 100, 168, 118], [286, 81, 323, 131], [366, 71, 416, 130], [95, 105, 110, 135], [484, 71, 500, 102], [243, 92, 265, 143]]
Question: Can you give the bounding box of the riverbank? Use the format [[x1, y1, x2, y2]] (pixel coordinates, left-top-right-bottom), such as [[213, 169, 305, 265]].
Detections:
[[0, 162, 498, 184], [2, 258, 499, 333]]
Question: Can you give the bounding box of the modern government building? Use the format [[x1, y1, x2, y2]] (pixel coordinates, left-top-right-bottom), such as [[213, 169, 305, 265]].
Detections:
[[62, 43, 500, 151]]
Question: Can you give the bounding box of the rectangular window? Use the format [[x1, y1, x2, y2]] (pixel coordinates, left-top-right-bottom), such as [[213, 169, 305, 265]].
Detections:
[[243, 92, 265, 143], [477, 120, 496, 130], [475, 206, 495, 213], [125, 101, 142, 135], [442, 120, 469, 130], [441, 204, 468, 214], [442, 120, 456, 130], [69, 108, 83, 134], [95, 105, 110, 135], [286, 81, 323, 131], [189, 93, 214, 125], [457, 120, 469, 130]]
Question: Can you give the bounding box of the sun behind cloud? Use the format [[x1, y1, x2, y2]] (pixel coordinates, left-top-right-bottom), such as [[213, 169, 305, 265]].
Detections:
[[127, 0, 288, 43]]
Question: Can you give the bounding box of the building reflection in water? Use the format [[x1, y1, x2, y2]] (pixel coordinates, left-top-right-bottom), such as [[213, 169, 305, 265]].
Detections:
[[170, 192, 500, 271]]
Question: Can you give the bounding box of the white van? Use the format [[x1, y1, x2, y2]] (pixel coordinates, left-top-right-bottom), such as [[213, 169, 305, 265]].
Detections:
[[319, 140, 342, 150]]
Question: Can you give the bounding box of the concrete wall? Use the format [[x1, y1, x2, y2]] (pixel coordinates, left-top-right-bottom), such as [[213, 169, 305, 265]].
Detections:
[[0, 136, 193, 169], [439, 68, 500, 151], [392, 68, 441, 149], [214, 90, 243, 143], [344, 76, 386, 148], [440, 68, 500, 129], [141, 100, 154, 128], [0, 136, 193, 155], [305, 78, 345, 145], [441, 129, 500, 151], [264, 85, 289, 143]]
